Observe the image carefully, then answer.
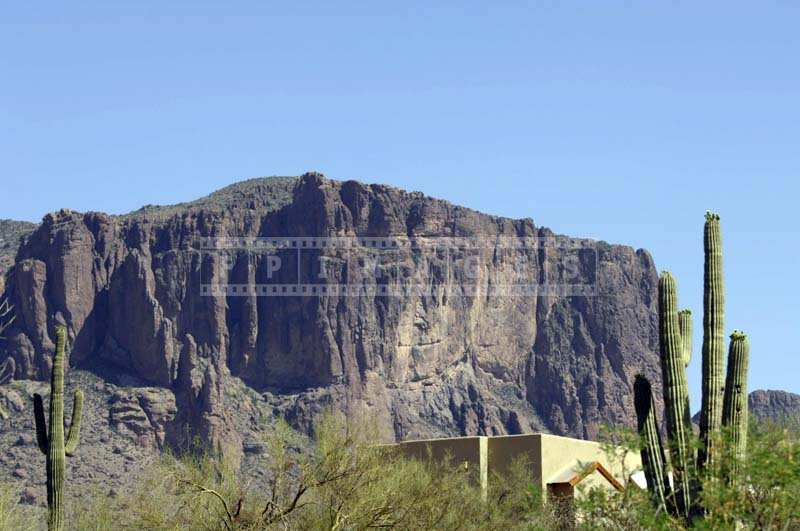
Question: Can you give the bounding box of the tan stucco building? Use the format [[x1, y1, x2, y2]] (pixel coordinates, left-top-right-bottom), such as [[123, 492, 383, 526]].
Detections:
[[390, 433, 642, 501]]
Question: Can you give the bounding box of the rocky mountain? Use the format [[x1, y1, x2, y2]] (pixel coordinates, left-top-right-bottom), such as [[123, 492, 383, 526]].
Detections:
[[0, 368, 276, 506], [0, 173, 661, 473], [748, 389, 800, 424]]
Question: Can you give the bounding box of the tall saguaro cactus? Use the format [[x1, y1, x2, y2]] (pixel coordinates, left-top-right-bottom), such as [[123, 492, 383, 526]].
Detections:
[[636, 212, 751, 523], [722, 331, 749, 469], [634, 375, 672, 513], [658, 272, 693, 518], [699, 212, 725, 470], [33, 325, 84, 531]]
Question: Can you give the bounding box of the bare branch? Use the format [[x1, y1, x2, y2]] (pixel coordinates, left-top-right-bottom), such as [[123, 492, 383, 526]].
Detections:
[[177, 479, 235, 531], [0, 357, 15, 385], [0, 298, 14, 339]]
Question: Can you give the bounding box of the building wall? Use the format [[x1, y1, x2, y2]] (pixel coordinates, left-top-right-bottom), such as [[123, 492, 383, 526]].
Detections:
[[485, 434, 543, 486], [389, 435, 487, 489], [390, 433, 641, 499], [539, 433, 640, 493]]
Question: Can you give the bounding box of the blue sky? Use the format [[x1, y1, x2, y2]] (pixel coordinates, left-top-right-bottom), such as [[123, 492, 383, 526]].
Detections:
[[2, 2, 799, 406]]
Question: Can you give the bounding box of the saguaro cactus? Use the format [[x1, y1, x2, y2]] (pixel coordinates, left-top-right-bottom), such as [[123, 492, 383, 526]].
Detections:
[[678, 309, 693, 368], [699, 212, 725, 470], [634, 375, 672, 513], [33, 325, 84, 531], [658, 272, 693, 518], [722, 331, 749, 469], [636, 213, 749, 522]]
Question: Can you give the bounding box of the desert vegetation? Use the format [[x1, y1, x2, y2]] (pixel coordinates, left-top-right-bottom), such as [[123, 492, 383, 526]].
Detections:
[[1, 212, 797, 530], [634, 212, 759, 526], [0, 413, 798, 530]]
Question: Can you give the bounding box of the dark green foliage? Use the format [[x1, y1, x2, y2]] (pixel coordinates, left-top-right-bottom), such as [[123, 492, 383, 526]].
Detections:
[[33, 325, 84, 531]]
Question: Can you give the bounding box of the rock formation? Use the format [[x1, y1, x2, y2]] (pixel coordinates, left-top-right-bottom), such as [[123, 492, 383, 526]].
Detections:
[[748, 389, 800, 424], [0, 173, 662, 464], [0, 219, 36, 294]]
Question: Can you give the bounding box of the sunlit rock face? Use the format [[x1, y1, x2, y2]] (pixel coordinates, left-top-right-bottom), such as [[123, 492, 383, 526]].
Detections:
[[0, 173, 661, 461], [748, 389, 800, 423]]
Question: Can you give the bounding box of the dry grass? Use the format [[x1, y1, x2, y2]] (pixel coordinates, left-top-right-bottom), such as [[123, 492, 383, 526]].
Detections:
[[0, 483, 41, 531]]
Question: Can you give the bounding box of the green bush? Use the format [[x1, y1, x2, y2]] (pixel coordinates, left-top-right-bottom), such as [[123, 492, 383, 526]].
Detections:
[[0, 483, 41, 531], [64, 412, 557, 530], [696, 422, 800, 529]]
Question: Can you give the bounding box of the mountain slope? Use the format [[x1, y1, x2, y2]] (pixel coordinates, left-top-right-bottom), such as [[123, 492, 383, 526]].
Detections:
[[749, 389, 800, 424], [0, 219, 36, 293], [0, 173, 661, 465]]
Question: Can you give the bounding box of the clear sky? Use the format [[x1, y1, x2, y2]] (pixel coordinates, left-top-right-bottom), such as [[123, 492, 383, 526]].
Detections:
[[2, 2, 799, 406]]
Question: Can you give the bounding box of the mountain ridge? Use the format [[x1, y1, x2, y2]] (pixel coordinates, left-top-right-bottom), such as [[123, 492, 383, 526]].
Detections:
[[1, 172, 662, 477], [748, 389, 800, 424]]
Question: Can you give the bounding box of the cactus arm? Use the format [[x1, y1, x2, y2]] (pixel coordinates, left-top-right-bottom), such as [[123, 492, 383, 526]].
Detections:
[[722, 331, 749, 474], [699, 212, 725, 470], [678, 310, 693, 368], [634, 375, 672, 513], [658, 272, 694, 518], [33, 393, 49, 454], [64, 389, 84, 457]]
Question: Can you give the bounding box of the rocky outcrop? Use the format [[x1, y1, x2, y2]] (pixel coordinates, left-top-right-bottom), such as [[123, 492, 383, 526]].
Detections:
[[0, 369, 274, 502], [108, 387, 177, 449], [0, 173, 662, 462], [0, 219, 36, 294], [748, 389, 800, 424]]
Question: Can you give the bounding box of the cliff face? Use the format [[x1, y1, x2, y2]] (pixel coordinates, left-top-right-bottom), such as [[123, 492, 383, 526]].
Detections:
[[0, 219, 36, 294], [748, 390, 800, 424], [0, 173, 661, 458]]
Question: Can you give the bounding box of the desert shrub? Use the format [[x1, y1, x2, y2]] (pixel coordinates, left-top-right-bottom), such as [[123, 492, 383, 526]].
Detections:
[[575, 483, 677, 530], [65, 414, 800, 529], [573, 426, 678, 530], [65, 411, 558, 530], [696, 422, 800, 530], [572, 421, 800, 530], [67, 485, 122, 531], [256, 412, 557, 529], [0, 483, 41, 531]]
